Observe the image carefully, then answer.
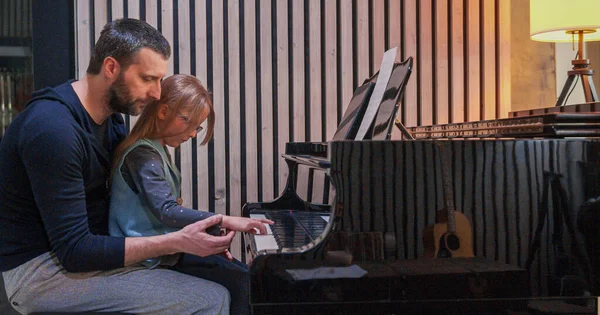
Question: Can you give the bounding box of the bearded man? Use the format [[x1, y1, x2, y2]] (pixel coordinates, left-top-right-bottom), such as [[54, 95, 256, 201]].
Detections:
[[0, 19, 235, 314]]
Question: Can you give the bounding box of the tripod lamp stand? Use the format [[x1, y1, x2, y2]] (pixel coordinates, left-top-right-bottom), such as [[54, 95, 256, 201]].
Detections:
[[530, 0, 600, 107]]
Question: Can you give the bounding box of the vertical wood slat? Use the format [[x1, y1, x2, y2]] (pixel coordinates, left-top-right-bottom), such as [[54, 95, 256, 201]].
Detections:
[[292, 0, 308, 199], [276, 1, 290, 195], [482, 0, 496, 120], [371, 0, 385, 74], [194, 0, 210, 212], [227, 0, 242, 259], [355, 0, 369, 85], [259, 0, 274, 201], [243, 0, 258, 204], [435, 0, 449, 125], [112, 0, 124, 19], [324, 0, 337, 140], [159, 0, 175, 159], [76, 0, 91, 79], [177, 0, 193, 209], [451, 0, 465, 123], [308, 0, 324, 203], [292, 0, 305, 143], [94, 1, 108, 42], [497, 0, 511, 118], [419, 0, 433, 126], [403, 0, 418, 127], [388, 0, 402, 139], [466, 0, 480, 122], [212, 0, 226, 216], [339, 0, 353, 115], [127, 0, 141, 127], [127, 0, 140, 18]]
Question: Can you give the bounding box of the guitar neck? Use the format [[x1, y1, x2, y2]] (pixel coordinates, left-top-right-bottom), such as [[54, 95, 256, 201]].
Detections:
[[438, 142, 456, 233]]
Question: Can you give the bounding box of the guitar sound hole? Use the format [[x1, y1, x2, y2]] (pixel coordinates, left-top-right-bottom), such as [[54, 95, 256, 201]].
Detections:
[[446, 234, 460, 251]]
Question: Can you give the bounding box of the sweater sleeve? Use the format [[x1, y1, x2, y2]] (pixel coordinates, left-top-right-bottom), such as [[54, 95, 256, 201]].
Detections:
[[20, 113, 125, 272], [121, 145, 214, 228]]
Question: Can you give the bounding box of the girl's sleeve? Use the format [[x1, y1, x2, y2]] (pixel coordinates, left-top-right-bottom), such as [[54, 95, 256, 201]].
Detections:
[[121, 145, 215, 228]]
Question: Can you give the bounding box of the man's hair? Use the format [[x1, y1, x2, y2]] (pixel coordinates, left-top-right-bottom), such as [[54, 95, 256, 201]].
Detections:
[[86, 18, 171, 74]]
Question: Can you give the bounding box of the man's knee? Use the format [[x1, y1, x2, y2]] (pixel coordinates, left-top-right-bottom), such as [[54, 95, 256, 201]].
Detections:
[[187, 281, 230, 314]]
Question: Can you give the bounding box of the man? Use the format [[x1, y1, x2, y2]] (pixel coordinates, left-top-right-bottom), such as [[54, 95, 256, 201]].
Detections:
[[0, 18, 264, 314]]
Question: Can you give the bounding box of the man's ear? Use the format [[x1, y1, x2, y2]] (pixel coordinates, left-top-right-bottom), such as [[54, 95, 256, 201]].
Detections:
[[103, 57, 121, 80]]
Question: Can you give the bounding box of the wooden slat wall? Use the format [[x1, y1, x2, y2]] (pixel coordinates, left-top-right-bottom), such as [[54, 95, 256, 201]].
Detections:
[[75, 0, 511, 259]]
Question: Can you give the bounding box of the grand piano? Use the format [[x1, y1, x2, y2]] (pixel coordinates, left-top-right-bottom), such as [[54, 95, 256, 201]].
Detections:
[[242, 52, 600, 313]]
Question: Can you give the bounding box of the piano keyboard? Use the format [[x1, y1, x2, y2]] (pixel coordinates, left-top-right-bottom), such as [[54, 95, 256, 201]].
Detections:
[[250, 211, 330, 252]]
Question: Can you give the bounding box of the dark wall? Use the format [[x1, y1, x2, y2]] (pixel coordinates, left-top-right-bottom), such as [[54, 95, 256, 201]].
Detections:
[[32, 0, 75, 89]]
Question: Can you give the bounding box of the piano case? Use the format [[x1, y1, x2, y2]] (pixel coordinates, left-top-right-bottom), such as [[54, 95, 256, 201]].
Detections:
[[251, 257, 529, 314]]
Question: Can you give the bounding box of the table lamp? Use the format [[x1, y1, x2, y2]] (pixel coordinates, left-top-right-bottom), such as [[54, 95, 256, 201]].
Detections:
[[530, 0, 600, 106]]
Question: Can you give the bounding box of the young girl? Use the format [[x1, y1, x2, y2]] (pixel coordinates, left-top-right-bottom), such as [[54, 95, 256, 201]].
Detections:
[[109, 74, 271, 315]]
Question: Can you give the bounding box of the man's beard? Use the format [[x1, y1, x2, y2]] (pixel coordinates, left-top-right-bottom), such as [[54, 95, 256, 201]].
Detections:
[[107, 76, 144, 116]]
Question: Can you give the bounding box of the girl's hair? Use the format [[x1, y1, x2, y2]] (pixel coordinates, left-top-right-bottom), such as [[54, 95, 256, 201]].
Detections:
[[112, 74, 215, 169]]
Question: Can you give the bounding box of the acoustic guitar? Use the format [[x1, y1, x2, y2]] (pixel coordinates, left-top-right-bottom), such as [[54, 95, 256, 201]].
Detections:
[[423, 142, 474, 258]]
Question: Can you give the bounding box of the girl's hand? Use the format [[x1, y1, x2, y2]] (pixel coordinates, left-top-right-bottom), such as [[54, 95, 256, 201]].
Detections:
[[221, 216, 274, 235]]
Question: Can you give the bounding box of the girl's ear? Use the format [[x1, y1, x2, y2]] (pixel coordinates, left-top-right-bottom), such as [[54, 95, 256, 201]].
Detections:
[[157, 103, 170, 120]]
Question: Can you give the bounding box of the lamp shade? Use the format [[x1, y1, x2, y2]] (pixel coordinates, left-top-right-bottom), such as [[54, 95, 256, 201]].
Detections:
[[530, 0, 600, 42]]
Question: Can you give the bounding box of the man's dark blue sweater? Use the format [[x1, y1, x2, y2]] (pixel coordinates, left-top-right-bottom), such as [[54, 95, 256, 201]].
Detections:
[[0, 81, 127, 272]]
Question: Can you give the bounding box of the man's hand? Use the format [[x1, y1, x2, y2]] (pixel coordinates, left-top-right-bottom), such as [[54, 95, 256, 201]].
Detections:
[[174, 215, 235, 257], [221, 215, 274, 235]]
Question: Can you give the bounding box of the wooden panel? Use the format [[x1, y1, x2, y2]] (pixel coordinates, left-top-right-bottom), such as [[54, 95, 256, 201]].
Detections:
[[388, 0, 402, 139], [339, 0, 353, 115], [481, 0, 496, 120], [292, 0, 308, 199], [497, 0, 511, 118], [371, 0, 385, 72], [466, 0, 480, 122], [356, 0, 369, 85], [159, 0, 175, 158], [308, 0, 324, 203], [419, 0, 433, 126], [435, 0, 449, 125], [450, 0, 464, 123], [403, 0, 418, 127], [127, 0, 141, 127], [292, 0, 305, 142], [259, 0, 274, 201], [276, 1, 290, 195], [177, 0, 192, 209], [211, 0, 226, 215], [127, 0, 140, 18], [243, 0, 258, 204], [76, 0, 91, 79], [112, 0, 124, 19], [227, 0, 242, 259], [195, 0, 210, 212], [324, 0, 337, 139], [94, 1, 107, 42]]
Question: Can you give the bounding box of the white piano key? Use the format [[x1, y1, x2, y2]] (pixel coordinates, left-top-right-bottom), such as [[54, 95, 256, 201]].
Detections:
[[253, 235, 279, 252], [250, 214, 273, 234]]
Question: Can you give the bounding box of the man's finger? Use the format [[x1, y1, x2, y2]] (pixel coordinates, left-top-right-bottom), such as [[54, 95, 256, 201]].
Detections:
[[209, 230, 235, 247], [196, 214, 222, 230]]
